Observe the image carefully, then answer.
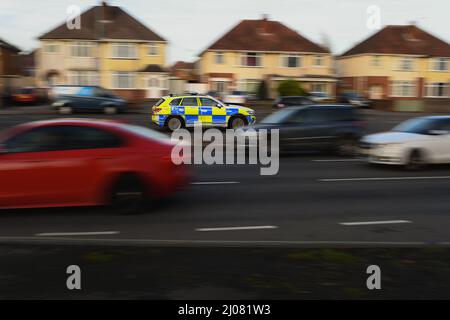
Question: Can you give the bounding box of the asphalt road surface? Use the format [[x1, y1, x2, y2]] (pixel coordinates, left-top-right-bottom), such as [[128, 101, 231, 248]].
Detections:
[[1, 109, 450, 299]]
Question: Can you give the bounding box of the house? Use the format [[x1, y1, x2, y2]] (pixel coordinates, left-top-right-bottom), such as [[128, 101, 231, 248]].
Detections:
[[0, 38, 22, 102], [37, 1, 169, 102], [198, 16, 336, 99], [337, 24, 450, 111], [169, 60, 207, 95]]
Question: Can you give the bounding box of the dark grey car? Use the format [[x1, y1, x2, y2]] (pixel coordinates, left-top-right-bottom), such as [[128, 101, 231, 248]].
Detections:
[[51, 85, 127, 114], [250, 104, 365, 155]]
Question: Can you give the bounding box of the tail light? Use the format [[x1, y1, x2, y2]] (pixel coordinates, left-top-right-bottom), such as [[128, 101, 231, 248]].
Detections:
[[153, 107, 162, 113]]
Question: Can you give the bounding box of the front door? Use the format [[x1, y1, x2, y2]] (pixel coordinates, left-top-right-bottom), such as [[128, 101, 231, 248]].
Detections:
[[180, 97, 200, 125], [369, 85, 383, 100]]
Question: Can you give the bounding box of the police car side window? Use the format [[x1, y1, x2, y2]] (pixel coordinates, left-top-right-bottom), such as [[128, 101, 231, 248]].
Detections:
[[182, 98, 199, 106], [170, 98, 182, 106], [199, 98, 216, 106]]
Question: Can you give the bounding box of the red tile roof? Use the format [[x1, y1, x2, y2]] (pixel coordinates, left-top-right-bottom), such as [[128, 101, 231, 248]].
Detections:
[[172, 61, 196, 70], [38, 3, 165, 42], [201, 18, 328, 54], [340, 25, 450, 57]]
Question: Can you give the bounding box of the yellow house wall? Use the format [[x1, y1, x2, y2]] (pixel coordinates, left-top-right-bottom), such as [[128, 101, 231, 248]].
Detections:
[[337, 55, 450, 82], [100, 42, 166, 89], [199, 51, 334, 80]]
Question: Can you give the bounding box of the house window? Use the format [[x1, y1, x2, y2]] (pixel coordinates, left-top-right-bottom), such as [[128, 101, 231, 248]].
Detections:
[[112, 72, 135, 88], [430, 58, 449, 71], [148, 43, 159, 56], [71, 42, 93, 57], [241, 52, 262, 67], [311, 83, 326, 93], [371, 55, 382, 67], [281, 55, 301, 68], [313, 55, 324, 67], [111, 43, 137, 59], [397, 57, 415, 71], [215, 52, 225, 64], [425, 82, 449, 98], [391, 80, 416, 97], [43, 43, 60, 54], [68, 71, 98, 85], [237, 79, 260, 93]]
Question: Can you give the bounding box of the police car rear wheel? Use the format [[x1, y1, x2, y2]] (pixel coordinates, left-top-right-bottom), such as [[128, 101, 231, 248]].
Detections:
[[229, 116, 247, 129], [166, 117, 183, 131]]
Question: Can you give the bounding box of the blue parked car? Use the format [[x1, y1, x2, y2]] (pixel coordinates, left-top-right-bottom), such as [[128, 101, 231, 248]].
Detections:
[[50, 85, 127, 114]]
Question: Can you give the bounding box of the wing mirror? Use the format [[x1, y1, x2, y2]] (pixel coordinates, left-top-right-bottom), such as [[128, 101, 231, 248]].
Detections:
[[429, 129, 449, 135]]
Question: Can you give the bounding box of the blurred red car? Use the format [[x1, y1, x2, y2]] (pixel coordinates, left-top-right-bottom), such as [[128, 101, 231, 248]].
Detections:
[[0, 119, 190, 212], [12, 87, 39, 105]]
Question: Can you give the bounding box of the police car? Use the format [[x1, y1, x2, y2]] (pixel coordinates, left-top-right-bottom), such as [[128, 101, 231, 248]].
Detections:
[[152, 94, 256, 131]]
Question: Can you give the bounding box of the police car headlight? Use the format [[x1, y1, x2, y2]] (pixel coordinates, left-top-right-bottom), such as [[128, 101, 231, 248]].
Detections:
[[247, 110, 255, 115]]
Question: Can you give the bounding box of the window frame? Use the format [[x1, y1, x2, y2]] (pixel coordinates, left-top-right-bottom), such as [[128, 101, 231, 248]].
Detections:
[[147, 43, 159, 56], [180, 97, 199, 106], [429, 57, 449, 72], [215, 52, 225, 64], [71, 41, 94, 58], [111, 42, 138, 59], [397, 57, 416, 71], [240, 52, 262, 67], [111, 72, 136, 89], [390, 80, 417, 97], [424, 82, 449, 98]]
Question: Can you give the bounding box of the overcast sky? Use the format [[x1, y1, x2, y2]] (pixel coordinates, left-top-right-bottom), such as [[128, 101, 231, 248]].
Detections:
[[0, 0, 448, 64]]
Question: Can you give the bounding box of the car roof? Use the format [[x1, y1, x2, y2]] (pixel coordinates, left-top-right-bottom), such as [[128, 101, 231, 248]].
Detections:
[[162, 95, 216, 99], [15, 118, 127, 130], [419, 115, 450, 120]]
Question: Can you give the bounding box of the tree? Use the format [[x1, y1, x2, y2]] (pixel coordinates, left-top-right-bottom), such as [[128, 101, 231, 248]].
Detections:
[[257, 80, 268, 100], [277, 80, 306, 97]]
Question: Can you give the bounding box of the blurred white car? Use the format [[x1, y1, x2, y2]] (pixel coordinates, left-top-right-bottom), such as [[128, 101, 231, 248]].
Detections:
[[224, 91, 248, 105], [307, 92, 331, 102], [360, 116, 450, 169]]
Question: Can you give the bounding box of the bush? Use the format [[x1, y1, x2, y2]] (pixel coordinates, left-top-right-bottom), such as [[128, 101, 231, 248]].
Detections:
[[257, 80, 268, 100], [277, 80, 307, 97]]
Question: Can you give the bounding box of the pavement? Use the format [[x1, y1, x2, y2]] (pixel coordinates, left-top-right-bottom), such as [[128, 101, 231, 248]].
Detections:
[[1, 109, 450, 299]]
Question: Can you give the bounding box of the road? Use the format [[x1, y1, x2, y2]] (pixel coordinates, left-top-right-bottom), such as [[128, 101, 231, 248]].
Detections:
[[0, 109, 448, 246], [1, 108, 450, 298]]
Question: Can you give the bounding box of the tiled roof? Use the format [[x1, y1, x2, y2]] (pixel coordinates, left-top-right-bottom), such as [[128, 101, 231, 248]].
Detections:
[[340, 25, 450, 57], [39, 3, 166, 42], [201, 18, 328, 54]]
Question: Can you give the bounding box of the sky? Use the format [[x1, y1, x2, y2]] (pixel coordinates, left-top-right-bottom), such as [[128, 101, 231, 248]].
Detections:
[[0, 0, 449, 64]]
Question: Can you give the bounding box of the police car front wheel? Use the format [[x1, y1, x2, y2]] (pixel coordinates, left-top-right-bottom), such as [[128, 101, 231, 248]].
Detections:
[[228, 116, 247, 129]]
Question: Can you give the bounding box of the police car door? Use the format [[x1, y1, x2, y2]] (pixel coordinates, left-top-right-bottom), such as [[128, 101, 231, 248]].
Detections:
[[199, 97, 222, 126], [181, 97, 200, 126]]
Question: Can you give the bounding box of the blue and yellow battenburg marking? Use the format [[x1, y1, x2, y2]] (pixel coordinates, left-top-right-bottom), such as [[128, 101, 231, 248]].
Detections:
[[151, 97, 256, 128]]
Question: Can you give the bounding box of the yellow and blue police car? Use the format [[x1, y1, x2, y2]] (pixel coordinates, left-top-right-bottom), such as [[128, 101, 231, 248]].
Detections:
[[152, 94, 256, 131]]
